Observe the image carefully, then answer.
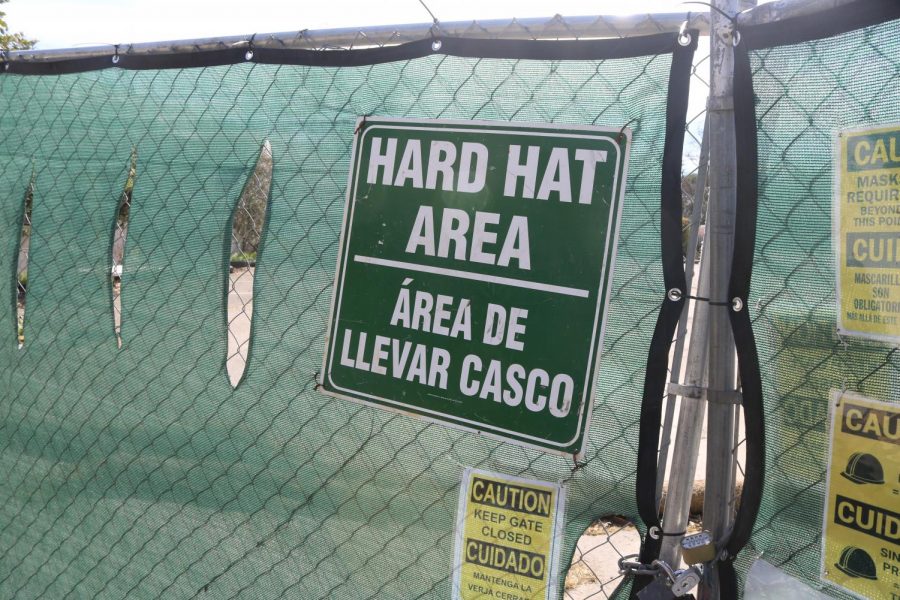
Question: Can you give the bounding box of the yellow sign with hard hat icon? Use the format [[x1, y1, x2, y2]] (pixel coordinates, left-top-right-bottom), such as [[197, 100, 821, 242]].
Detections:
[[822, 391, 900, 599]]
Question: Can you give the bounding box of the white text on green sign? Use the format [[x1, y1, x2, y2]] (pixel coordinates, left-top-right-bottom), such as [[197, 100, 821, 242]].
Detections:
[[321, 118, 630, 456]]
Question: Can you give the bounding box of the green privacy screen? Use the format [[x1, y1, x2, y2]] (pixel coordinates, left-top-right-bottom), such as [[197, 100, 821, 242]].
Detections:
[[0, 35, 691, 599], [740, 5, 900, 598]]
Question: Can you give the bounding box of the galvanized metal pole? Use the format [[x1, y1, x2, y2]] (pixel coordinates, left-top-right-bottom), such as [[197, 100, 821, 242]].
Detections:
[[700, 0, 740, 596], [658, 235, 711, 565], [655, 116, 711, 508], [657, 119, 712, 566]]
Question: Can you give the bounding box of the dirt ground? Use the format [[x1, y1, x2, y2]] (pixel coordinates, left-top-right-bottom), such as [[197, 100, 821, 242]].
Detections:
[[227, 266, 255, 386], [564, 518, 642, 599]]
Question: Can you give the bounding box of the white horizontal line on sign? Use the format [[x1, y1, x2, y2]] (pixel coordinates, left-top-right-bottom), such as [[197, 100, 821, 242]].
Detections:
[[353, 255, 590, 298]]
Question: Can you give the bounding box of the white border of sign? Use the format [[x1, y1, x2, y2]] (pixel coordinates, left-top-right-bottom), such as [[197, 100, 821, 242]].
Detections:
[[319, 117, 631, 458], [833, 123, 900, 345], [451, 467, 567, 600]]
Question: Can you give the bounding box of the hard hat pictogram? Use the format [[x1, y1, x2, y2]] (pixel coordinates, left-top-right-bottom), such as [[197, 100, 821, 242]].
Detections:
[[840, 452, 885, 485], [835, 546, 877, 580]]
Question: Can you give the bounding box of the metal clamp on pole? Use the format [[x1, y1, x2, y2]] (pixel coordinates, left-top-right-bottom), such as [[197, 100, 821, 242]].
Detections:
[[707, 96, 734, 112], [667, 383, 742, 404], [714, 20, 739, 45]]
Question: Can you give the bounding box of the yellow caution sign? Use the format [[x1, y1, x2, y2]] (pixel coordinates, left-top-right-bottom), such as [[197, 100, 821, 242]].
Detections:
[[823, 391, 900, 599], [836, 124, 900, 343], [453, 468, 566, 600]]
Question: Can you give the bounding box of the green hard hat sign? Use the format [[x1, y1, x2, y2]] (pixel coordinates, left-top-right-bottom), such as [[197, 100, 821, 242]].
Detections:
[[319, 118, 630, 456]]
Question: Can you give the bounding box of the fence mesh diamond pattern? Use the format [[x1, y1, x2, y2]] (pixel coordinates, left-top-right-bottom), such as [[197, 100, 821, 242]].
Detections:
[[745, 16, 900, 599], [0, 32, 684, 599]]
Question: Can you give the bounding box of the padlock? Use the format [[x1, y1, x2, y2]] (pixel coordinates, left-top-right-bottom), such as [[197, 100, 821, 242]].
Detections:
[[636, 576, 677, 600], [670, 566, 702, 596], [681, 530, 716, 565]]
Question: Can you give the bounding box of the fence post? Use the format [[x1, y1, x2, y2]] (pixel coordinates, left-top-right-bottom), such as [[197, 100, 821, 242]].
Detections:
[[699, 0, 741, 597], [657, 120, 711, 566]]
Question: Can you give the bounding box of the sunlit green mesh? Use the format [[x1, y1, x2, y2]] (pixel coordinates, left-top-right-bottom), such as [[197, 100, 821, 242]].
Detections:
[[745, 17, 900, 598], [0, 52, 675, 599]]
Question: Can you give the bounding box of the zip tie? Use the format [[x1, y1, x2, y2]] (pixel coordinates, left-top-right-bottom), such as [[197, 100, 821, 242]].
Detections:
[[355, 114, 369, 135], [417, 0, 445, 45], [418, 0, 440, 27], [244, 34, 257, 61], [685, 294, 730, 306], [678, 14, 693, 46], [682, 1, 737, 25], [618, 118, 637, 142], [837, 332, 849, 350], [648, 525, 688, 540], [570, 453, 586, 473], [681, 1, 741, 45], [660, 529, 687, 537]]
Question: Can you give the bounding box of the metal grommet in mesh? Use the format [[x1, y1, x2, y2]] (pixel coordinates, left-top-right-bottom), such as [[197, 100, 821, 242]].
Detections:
[[667, 288, 683, 302], [678, 19, 693, 46], [732, 297, 744, 312], [112, 45, 120, 65], [431, 39, 442, 52], [618, 117, 637, 141]]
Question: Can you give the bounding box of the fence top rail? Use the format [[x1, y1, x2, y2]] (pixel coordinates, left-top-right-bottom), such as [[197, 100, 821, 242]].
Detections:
[[6, 12, 706, 63], [0, 0, 864, 64], [736, 0, 859, 27]]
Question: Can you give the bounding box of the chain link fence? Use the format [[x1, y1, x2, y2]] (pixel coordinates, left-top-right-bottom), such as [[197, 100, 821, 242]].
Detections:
[[743, 14, 899, 598], [7, 6, 895, 599], [0, 14, 705, 600]]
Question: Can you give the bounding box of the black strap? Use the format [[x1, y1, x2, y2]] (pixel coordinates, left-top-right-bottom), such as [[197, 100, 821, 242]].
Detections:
[[4, 32, 685, 75], [719, 558, 739, 599], [723, 39, 764, 568], [631, 31, 697, 598], [740, 0, 900, 50]]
